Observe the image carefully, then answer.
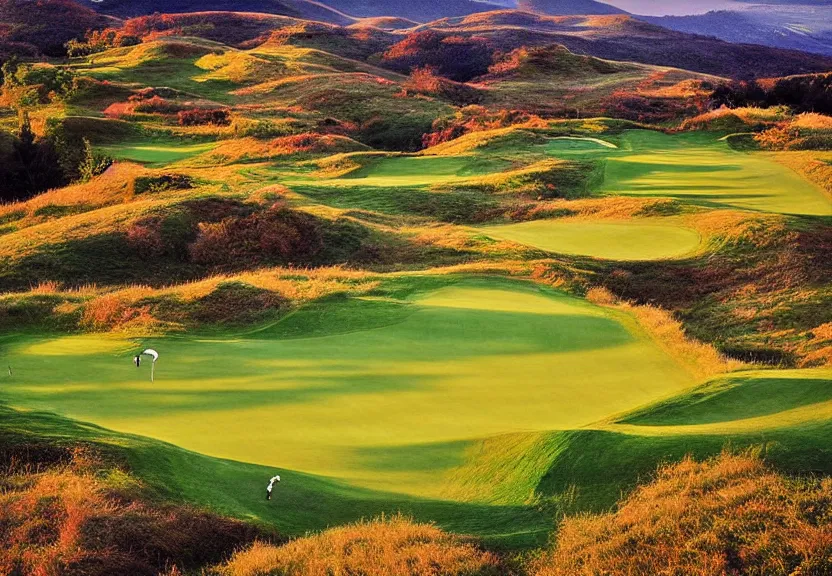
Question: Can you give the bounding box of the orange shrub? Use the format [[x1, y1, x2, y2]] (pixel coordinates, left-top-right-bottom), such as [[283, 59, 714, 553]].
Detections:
[[178, 108, 231, 126], [0, 452, 264, 576], [531, 452, 832, 576], [188, 204, 323, 267], [126, 218, 166, 259], [214, 515, 503, 576]]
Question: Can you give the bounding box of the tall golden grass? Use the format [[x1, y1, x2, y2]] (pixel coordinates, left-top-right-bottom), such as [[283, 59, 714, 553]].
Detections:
[[18, 266, 380, 334], [0, 448, 262, 576], [679, 106, 789, 131], [0, 162, 145, 221], [530, 452, 832, 576], [213, 515, 503, 576], [586, 287, 745, 379]]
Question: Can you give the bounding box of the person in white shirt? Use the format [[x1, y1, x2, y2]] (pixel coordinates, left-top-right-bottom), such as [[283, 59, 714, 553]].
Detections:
[[266, 475, 280, 500]]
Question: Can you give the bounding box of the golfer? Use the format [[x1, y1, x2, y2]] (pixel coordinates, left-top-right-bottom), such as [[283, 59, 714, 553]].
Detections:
[[266, 475, 281, 500]]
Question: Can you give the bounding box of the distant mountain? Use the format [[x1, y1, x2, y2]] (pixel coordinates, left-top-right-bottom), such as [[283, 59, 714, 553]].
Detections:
[[312, 0, 506, 22], [420, 11, 832, 79], [517, 0, 626, 16], [349, 17, 419, 31], [644, 5, 832, 56], [77, 0, 354, 24], [0, 0, 113, 57]]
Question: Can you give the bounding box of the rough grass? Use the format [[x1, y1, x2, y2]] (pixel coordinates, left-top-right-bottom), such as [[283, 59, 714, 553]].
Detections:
[[0, 444, 267, 576], [213, 516, 503, 576], [531, 452, 832, 576], [586, 287, 746, 379]]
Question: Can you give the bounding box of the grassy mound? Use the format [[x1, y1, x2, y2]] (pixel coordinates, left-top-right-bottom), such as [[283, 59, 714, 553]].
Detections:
[[0, 443, 268, 576], [0, 196, 396, 292], [213, 516, 503, 576], [679, 106, 788, 132], [531, 452, 832, 576]]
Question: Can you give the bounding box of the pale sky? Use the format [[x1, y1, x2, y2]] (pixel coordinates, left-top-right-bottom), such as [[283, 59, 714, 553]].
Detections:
[[599, 0, 745, 15]]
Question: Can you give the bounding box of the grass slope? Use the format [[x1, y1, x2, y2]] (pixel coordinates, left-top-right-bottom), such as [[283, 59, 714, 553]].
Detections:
[[603, 131, 832, 216], [99, 140, 217, 165], [479, 219, 701, 261]]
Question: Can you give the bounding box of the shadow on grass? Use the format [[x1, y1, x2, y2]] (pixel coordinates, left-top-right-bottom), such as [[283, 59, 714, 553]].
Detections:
[[535, 419, 832, 514], [0, 403, 552, 549], [621, 374, 832, 426]]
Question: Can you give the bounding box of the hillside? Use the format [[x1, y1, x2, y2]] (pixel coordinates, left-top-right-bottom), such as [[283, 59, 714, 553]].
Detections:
[[518, 0, 627, 16], [0, 0, 113, 57], [418, 11, 832, 79], [349, 16, 418, 31], [312, 0, 506, 21], [77, 0, 354, 24], [645, 5, 832, 57]]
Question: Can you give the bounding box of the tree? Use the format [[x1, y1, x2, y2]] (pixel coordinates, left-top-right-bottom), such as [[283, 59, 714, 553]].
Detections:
[[77, 138, 112, 182]]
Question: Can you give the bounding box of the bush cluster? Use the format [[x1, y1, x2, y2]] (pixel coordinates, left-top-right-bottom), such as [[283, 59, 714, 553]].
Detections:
[[178, 108, 231, 126], [380, 31, 494, 82]]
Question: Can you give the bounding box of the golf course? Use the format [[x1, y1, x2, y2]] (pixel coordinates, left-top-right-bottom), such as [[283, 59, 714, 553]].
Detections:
[[2, 279, 695, 497], [1, 15, 831, 573]]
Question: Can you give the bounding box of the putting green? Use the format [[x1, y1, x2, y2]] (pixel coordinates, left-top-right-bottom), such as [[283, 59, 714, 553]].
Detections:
[[480, 219, 701, 260], [603, 131, 832, 216], [1, 278, 694, 498], [98, 141, 216, 165]]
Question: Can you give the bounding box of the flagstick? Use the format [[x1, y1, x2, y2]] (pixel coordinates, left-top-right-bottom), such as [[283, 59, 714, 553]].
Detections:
[[151, 361, 155, 383]]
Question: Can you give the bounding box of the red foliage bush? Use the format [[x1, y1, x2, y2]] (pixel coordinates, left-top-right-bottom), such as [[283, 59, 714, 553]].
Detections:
[[422, 105, 541, 148], [189, 204, 323, 266], [402, 66, 482, 106], [381, 31, 494, 82], [126, 218, 166, 259], [178, 108, 231, 126], [133, 95, 187, 114]]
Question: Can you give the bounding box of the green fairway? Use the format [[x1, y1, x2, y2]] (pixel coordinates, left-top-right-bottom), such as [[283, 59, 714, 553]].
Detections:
[[289, 155, 512, 187], [479, 219, 701, 260], [1, 278, 694, 501], [98, 141, 216, 166], [602, 131, 832, 216], [544, 136, 618, 154]]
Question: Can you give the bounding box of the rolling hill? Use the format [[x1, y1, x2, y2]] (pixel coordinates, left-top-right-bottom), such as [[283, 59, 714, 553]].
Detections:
[[0, 0, 113, 57], [77, 0, 354, 24], [644, 5, 832, 57], [417, 11, 832, 78], [314, 0, 506, 21], [518, 0, 627, 15]]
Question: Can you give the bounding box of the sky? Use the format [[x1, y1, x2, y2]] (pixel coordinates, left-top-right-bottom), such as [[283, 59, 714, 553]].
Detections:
[[600, 0, 742, 15], [595, 0, 831, 15]]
